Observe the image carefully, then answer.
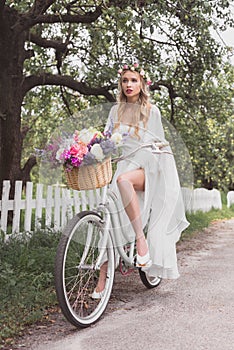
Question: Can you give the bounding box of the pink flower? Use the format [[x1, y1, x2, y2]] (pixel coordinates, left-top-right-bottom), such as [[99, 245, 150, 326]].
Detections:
[[123, 64, 129, 70], [118, 69, 123, 75], [133, 63, 139, 68], [70, 142, 88, 160], [147, 80, 152, 86]]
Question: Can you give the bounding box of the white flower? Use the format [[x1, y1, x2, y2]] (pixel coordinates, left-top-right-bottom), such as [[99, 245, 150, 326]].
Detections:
[[64, 138, 73, 148], [55, 148, 64, 162], [78, 128, 97, 144], [90, 144, 105, 161], [55, 138, 73, 162], [111, 132, 123, 145]]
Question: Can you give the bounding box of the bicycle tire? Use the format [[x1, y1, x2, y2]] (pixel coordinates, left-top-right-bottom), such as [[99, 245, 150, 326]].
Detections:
[[138, 269, 162, 289], [55, 210, 115, 328]]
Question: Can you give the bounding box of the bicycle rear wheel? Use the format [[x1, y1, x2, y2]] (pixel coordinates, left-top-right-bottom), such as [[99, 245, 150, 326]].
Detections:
[[55, 210, 115, 328], [139, 269, 162, 289]]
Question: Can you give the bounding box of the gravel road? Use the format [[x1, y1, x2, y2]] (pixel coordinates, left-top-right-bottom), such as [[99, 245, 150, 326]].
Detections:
[[12, 219, 234, 350]]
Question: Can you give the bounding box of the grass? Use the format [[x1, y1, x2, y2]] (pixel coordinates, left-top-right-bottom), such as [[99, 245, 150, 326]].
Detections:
[[0, 229, 61, 348], [181, 204, 234, 239], [0, 204, 233, 348]]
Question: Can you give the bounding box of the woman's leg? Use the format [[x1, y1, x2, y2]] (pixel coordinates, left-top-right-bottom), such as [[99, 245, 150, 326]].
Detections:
[[95, 261, 108, 293], [94, 169, 147, 295], [117, 169, 148, 256]]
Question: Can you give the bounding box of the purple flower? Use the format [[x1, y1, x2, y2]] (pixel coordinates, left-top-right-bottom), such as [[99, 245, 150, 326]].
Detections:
[[82, 152, 96, 165], [100, 139, 116, 155]]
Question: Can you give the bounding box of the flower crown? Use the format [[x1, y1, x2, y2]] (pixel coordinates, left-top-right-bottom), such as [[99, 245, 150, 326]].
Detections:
[[117, 63, 152, 86]]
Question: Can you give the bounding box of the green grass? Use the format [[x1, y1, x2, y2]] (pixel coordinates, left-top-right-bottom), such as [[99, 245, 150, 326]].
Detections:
[[0, 229, 61, 348], [0, 204, 233, 348], [181, 204, 234, 239]]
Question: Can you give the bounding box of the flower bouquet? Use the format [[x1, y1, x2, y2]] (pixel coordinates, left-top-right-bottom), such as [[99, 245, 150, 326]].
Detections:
[[43, 127, 123, 190]]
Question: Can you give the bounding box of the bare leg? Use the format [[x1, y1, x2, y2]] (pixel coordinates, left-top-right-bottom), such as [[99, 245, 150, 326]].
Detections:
[[117, 169, 148, 256], [94, 169, 148, 294], [95, 261, 108, 292]]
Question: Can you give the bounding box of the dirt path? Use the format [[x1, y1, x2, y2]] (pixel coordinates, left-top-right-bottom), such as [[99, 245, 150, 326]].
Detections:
[[8, 219, 234, 350]]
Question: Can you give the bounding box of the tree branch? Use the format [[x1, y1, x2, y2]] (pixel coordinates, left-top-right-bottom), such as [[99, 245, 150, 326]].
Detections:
[[21, 155, 37, 183], [29, 33, 68, 51], [26, 0, 55, 17], [0, 0, 6, 15], [33, 7, 103, 25], [139, 28, 177, 47], [12, 6, 103, 31], [151, 80, 180, 99], [22, 73, 115, 102]]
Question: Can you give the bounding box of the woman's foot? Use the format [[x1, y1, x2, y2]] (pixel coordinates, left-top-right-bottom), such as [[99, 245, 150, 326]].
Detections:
[[91, 288, 105, 299], [136, 235, 148, 256], [136, 235, 152, 268], [91, 262, 108, 299], [136, 251, 152, 268]]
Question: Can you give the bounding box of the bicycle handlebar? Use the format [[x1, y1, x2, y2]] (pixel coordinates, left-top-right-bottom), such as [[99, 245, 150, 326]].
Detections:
[[112, 141, 172, 163]]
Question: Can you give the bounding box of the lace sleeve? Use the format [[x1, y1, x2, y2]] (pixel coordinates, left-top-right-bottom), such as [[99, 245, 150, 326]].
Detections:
[[143, 105, 166, 143], [104, 105, 118, 134]]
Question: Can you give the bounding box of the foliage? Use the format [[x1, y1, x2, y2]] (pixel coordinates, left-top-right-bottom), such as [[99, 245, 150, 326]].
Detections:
[[0, 229, 61, 348], [0, 0, 233, 188], [157, 63, 234, 191]]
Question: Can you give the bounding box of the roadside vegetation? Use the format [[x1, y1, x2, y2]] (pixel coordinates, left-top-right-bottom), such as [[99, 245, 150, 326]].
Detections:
[[0, 203, 233, 348], [0, 229, 61, 348]]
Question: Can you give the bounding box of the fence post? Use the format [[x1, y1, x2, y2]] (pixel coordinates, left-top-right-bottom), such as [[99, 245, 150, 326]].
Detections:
[[12, 181, 23, 233], [54, 186, 61, 230], [227, 191, 234, 208], [24, 182, 34, 232], [0, 181, 11, 233], [45, 185, 53, 227], [35, 183, 44, 229]]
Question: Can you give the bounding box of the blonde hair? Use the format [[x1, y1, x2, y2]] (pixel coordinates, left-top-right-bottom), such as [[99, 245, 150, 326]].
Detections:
[[115, 70, 151, 138]]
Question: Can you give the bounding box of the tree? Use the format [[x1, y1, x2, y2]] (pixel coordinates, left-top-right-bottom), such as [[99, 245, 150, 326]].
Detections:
[[169, 63, 234, 191], [0, 0, 233, 194]]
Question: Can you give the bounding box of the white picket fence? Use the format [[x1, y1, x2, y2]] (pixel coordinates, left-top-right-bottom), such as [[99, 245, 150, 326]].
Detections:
[[227, 191, 234, 208], [181, 187, 222, 213], [0, 180, 102, 236], [0, 181, 229, 236]]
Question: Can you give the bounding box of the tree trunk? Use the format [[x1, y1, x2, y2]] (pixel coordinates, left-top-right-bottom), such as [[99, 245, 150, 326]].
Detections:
[[0, 6, 32, 195]]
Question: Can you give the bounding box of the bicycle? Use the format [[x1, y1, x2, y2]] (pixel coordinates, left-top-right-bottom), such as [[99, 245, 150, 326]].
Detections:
[[54, 141, 171, 328]]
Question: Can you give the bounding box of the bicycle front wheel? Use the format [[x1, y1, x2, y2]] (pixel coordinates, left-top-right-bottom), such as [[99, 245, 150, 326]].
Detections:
[[55, 211, 115, 328]]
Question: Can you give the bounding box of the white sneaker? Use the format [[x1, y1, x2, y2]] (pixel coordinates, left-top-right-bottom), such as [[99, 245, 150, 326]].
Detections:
[[135, 251, 152, 269], [91, 288, 105, 299]]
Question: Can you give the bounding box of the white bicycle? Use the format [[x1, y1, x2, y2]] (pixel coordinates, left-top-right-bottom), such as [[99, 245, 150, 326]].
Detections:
[[54, 141, 170, 328]]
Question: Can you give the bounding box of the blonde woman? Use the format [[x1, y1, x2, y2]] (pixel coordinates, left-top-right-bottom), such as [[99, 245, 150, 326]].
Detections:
[[92, 63, 189, 299]]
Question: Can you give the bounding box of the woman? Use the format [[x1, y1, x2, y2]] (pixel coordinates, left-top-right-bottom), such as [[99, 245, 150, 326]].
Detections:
[[92, 63, 189, 299]]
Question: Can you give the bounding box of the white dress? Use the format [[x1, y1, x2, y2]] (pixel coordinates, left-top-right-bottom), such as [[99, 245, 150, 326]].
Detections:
[[105, 104, 189, 279]]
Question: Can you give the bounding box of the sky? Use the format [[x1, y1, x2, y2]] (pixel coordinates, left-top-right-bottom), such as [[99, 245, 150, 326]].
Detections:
[[214, 3, 234, 64]]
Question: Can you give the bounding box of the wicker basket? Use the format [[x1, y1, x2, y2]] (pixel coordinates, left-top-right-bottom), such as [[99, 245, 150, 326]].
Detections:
[[64, 157, 112, 191]]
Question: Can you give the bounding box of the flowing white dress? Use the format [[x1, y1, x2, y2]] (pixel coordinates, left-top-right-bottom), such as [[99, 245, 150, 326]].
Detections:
[[105, 104, 189, 279]]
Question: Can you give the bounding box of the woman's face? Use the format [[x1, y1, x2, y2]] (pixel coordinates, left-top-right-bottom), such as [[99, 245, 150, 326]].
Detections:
[[121, 71, 142, 102]]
